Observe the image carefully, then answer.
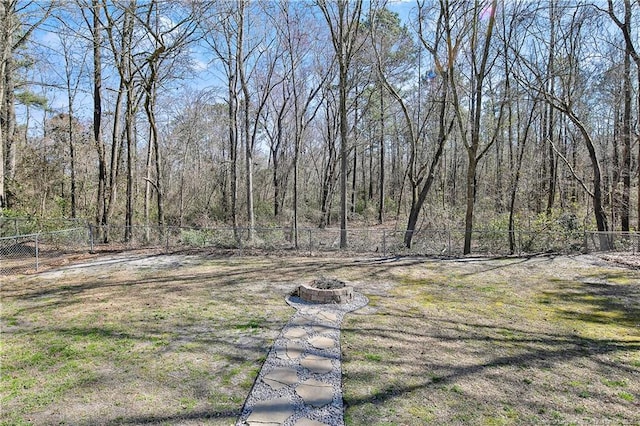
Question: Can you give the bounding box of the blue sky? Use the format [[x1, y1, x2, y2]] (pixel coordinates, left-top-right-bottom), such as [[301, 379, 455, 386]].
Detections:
[[17, 0, 418, 137]]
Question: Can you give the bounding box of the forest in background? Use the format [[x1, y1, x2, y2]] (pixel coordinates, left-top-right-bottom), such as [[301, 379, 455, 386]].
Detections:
[[0, 0, 638, 253]]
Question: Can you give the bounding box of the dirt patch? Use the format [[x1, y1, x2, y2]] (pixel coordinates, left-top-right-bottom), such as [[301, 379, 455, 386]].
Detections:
[[598, 252, 640, 269]]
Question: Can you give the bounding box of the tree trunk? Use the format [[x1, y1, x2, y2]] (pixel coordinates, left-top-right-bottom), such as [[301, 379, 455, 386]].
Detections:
[[144, 120, 153, 239], [235, 2, 255, 242], [293, 130, 299, 247], [606, 0, 640, 233], [0, 1, 8, 210], [228, 65, 239, 239], [152, 110, 164, 231], [461, 0, 498, 255], [403, 76, 451, 248], [104, 84, 124, 243], [463, 150, 478, 255], [67, 101, 77, 218], [320, 99, 337, 228], [92, 0, 106, 236], [620, 45, 631, 231], [339, 61, 348, 248], [351, 128, 357, 216], [318, 0, 362, 248], [271, 100, 286, 218], [4, 58, 16, 206], [564, 108, 609, 248], [125, 87, 135, 242], [545, 0, 556, 216], [377, 89, 384, 224], [273, 152, 280, 218], [508, 103, 535, 254]]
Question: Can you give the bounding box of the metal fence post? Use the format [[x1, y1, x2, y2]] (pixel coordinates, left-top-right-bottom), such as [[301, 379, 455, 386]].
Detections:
[[583, 232, 589, 253], [89, 224, 95, 254], [35, 233, 39, 272], [517, 230, 522, 256], [382, 230, 386, 257]]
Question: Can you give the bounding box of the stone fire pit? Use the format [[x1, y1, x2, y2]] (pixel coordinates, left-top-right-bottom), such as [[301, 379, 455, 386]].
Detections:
[[296, 277, 353, 304]]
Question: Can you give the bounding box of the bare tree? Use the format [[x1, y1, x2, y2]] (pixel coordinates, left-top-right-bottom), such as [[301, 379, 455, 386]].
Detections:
[[317, 85, 340, 228], [0, 1, 55, 210], [47, 11, 91, 219], [515, 4, 610, 249], [102, 0, 145, 241], [77, 0, 107, 235], [270, 1, 330, 245], [604, 0, 638, 231], [262, 82, 292, 219], [368, 2, 453, 248], [133, 0, 198, 237], [317, 0, 363, 248], [238, 2, 290, 242], [452, 0, 503, 255], [199, 0, 243, 238]]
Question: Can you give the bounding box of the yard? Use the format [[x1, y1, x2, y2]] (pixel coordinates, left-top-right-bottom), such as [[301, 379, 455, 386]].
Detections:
[[1, 252, 639, 425]]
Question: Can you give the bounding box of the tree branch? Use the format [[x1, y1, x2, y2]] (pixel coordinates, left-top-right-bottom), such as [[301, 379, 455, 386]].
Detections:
[[549, 138, 594, 198]]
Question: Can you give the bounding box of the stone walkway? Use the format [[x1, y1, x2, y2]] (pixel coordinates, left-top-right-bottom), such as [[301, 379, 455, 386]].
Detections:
[[236, 293, 368, 426]]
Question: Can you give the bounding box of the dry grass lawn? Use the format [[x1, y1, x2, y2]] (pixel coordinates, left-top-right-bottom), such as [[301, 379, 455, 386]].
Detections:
[[1, 251, 639, 425]]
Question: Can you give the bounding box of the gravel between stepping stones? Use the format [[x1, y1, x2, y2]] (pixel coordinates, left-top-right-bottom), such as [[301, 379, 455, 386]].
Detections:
[[236, 292, 368, 426]]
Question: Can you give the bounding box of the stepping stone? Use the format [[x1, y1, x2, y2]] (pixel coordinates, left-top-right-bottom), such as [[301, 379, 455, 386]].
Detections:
[[318, 311, 338, 322], [263, 366, 298, 390], [292, 315, 315, 326], [284, 327, 307, 339], [294, 418, 330, 426], [286, 340, 305, 359], [309, 335, 335, 350], [246, 396, 295, 425], [304, 308, 320, 316], [312, 324, 334, 335], [295, 379, 334, 408], [301, 354, 333, 374]]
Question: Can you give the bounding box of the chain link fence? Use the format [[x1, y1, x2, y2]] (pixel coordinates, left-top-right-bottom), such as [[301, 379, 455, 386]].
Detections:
[[0, 228, 90, 274], [0, 217, 86, 237], [584, 231, 640, 254], [1, 224, 637, 275]]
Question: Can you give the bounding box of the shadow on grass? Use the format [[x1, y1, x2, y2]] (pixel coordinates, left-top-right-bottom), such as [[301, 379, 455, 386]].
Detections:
[[2, 254, 413, 312], [343, 317, 639, 408], [545, 280, 640, 329], [4, 253, 639, 424], [342, 265, 639, 423], [103, 410, 238, 425], [454, 253, 557, 277]]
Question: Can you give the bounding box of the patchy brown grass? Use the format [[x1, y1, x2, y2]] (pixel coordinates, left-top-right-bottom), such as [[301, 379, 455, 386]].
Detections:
[[341, 255, 640, 425], [1, 253, 300, 425], [1, 252, 639, 425]]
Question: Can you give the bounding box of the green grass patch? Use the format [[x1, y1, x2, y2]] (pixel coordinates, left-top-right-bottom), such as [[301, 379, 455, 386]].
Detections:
[[603, 379, 628, 388], [408, 405, 435, 422], [364, 353, 383, 362], [235, 318, 264, 331], [179, 397, 197, 411], [618, 391, 635, 402]]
